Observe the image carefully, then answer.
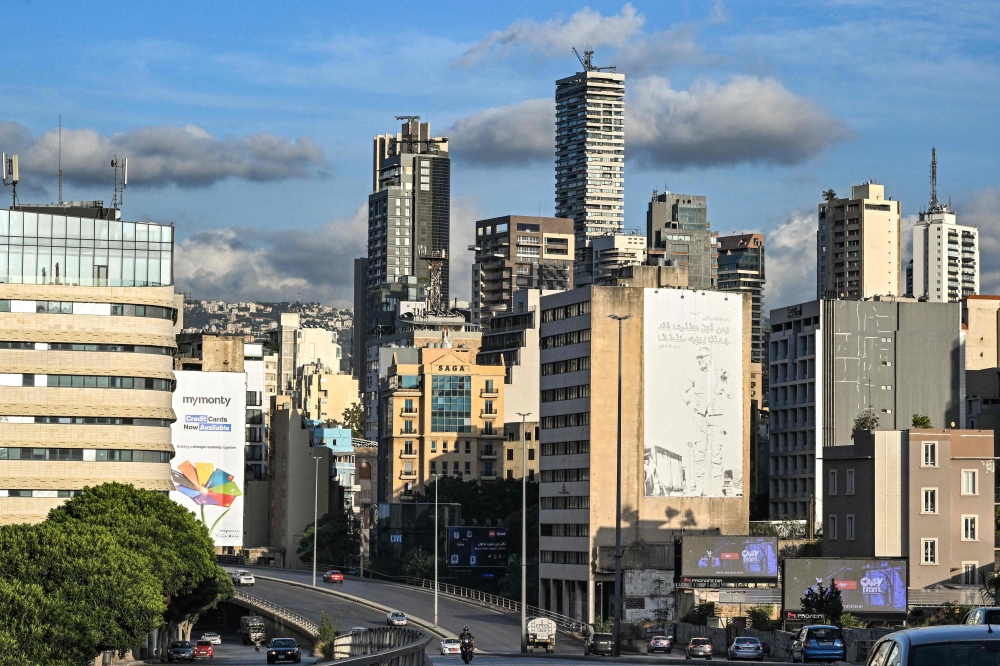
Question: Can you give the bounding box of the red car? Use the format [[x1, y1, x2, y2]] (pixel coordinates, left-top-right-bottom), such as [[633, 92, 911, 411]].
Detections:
[[322, 569, 344, 583], [193, 641, 213, 658]]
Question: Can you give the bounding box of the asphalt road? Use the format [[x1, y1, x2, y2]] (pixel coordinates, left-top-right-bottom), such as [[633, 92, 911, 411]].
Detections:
[[173, 633, 321, 665]]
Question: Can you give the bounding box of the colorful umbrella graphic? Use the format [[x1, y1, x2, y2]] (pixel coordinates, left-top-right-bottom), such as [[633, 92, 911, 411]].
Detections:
[[172, 461, 242, 536]]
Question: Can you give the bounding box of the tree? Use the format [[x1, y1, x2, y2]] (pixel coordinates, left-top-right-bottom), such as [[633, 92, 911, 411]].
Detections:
[[341, 402, 365, 439], [681, 603, 716, 626], [912, 414, 932, 428], [316, 611, 344, 659], [822, 189, 838, 202], [402, 547, 435, 579], [746, 605, 774, 630], [852, 410, 880, 439], [801, 580, 843, 626], [298, 507, 363, 567]]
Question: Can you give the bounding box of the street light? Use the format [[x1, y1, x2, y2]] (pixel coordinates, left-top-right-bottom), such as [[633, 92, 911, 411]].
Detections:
[[516, 411, 532, 654], [312, 455, 322, 588], [608, 314, 631, 657], [433, 471, 440, 628]]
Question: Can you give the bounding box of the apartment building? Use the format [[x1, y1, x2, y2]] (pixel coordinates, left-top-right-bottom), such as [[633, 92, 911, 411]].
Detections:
[[294, 362, 359, 423], [718, 233, 765, 363], [824, 429, 995, 599], [470, 215, 574, 327], [0, 209, 178, 525], [817, 183, 901, 300], [379, 346, 505, 501], [645, 191, 717, 290], [590, 231, 646, 285], [768, 299, 963, 522], [537, 286, 751, 622]]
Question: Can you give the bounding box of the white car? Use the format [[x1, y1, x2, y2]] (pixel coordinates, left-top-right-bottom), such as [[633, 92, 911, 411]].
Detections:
[[440, 638, 461, 655], [200, 632, 222, 645], [387, 611, 408, 626], [231, 570, 255, 586]]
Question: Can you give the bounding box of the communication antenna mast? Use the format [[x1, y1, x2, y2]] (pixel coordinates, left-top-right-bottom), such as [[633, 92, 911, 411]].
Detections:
[[572, 47, 617, 73], [419, 247, 447, 312], [58, 114, 63, 205], [929, 147, 939, 211], [110, 155, 128, 210], [2, 152, 19, 207]]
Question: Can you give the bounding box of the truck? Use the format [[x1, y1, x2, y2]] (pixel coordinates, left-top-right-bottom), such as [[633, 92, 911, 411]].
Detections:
[[525, 617, 556, 652], [239, 615, 266, 645]]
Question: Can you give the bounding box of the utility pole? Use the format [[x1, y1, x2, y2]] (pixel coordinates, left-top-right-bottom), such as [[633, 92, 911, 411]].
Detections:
[[312, 455, 322, 587], [434, 472, 439, 627], [608, 314, 631, 657], [517, 411, 532, 653]]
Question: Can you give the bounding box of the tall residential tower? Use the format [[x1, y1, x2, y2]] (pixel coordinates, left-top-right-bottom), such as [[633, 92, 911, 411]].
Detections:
[[718, 233, 765, 363]]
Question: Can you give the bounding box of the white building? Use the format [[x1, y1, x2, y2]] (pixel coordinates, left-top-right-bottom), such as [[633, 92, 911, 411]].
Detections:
[[590, 232, 646, 285], [244, 343, 267, 479]]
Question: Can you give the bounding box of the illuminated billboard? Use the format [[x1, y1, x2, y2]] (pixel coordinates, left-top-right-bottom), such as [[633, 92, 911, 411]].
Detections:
[[681, 536, 778, 581], [643, 289, 744, 498], [447, 526, 509, 568], [170, 371, 247, 547], [783, 559, 907, 614]]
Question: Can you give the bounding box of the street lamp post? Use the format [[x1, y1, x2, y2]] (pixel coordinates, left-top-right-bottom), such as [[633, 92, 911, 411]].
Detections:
[[312, 455, 322, 588], [516, 411, 532, 654], [434, 472, 439, 628], [608, 314, 630, 657]]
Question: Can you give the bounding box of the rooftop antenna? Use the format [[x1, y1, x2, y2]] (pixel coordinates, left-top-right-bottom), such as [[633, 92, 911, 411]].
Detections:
[[572, 47, 617, 73], [58, 114, 63, 205], [110, 155, 127, 210], [2, 152, 19, 208], [929, 147, 940, 211]]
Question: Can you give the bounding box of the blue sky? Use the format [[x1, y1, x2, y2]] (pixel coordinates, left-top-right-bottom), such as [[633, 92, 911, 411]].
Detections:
[[2, 0, 999, 307]]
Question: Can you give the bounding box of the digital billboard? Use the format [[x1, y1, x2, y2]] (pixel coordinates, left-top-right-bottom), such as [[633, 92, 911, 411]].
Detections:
[[783, 559, 907, 614], [681, 536, 778, 581], [643, 290, 744, 498], [447, 526, 509, 568], [170, 371, 247, 547]]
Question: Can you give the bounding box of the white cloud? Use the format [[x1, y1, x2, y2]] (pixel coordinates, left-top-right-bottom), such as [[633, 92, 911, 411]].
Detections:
[[449, 196, 485, 303], [459, 4, 644, 66], [764, 209, 817, 310], [447, 98, 553, 165], [1, 121, 324, 188], [628, 75, 853, 168], [958, 188, 1000, 294]]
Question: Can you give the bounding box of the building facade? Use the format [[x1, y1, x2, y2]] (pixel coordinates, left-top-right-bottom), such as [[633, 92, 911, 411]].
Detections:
[[555, 57, 625, 286], [590, 231, 646, 285], [718, 233, 765, 363], [909, 207, 979, 303], [817, 183, 901, 300], [294, 363, 359, 423], [0, 209, 177, 525], [645, 191, 717, 290]]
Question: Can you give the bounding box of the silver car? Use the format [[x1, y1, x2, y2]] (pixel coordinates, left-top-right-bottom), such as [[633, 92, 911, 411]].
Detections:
[[728, 636, 763, 661], [387, 611, 408, 626], [686, 637, 713, 660], [865, 624, 1000, 666]]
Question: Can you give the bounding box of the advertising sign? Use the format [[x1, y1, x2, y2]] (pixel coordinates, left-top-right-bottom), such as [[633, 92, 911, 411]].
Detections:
[[783, 559, 908, 614], [643, 290, 744, 497], [170, 371, 246, 547], [681, 536, 779, 581], [447, 526, 509, 568]]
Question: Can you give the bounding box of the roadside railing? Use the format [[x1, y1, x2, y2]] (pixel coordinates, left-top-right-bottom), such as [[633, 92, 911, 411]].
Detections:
[[233, 588, 319, 636], [318, 628, 431, 666]]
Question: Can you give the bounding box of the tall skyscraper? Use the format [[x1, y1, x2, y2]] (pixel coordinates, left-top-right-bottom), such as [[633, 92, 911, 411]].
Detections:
[[718, 233, 765, 363], [816, 182, 901, 300], [645, 191, 717, 290], [908, 149, 979, 302], [555, 51, 625, 286]]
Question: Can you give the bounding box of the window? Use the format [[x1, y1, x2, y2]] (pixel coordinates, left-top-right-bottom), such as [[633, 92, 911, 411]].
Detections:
[[430, 461, 436, 473], [403, 420, 414, 434], [465, 441, 471, 453], [922, 488, 937, 514], [528, 448, 535, 461], [540, 329, 591, 349], [453, 461, 460, 474], [430, 375, 471, 433], [922, 538, 938, 564], [431, 441, 437, 453], [403, 440, 414, 455], [962, 470, 978, 495], [507, 470, 513, 479], [541, 440, 590, 456], [528, 469, 535, 481], [828, 515, 837, 540], [485, 380, 494, 393], [923, 441, 937, 467], [846, 515, 855, 540], [540, 412, 590, 429], [846, 469, 855, 495], [541, 356, 590, 376], [540, 496, 590, 509], [963, 563, 978, 585], [464, 461, 471, 474], [403, 399, 414, 413], [541, 384, 591, 403], [963, 515, 978, 541], [829, 470, 837, 495], [541, 301, 590, 323], [506, 449, 513, 461]]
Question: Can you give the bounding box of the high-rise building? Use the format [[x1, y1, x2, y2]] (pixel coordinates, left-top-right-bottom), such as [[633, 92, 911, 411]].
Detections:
[[908, 150, 979, 302], [555, 52, 625, 286], [645, 191, 717, 290], [366, 117, 450, 334], [817, 182, 901, 300], [470, 215, 574, 327], [590, 231, 646, 285], [718, 233, 766, 363]]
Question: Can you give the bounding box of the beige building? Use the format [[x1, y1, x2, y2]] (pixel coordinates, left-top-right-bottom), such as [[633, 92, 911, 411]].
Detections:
[[964, 295, 1000, 371], [817, 182, 901, 300], [381, 346, 505, 501], [824, 429, 995, 599], [0, 210, 178, 525], [294, 363, 359, 423]]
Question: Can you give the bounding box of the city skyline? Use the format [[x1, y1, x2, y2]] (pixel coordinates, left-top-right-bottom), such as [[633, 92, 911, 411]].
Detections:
[[1, 1, 998, 310]]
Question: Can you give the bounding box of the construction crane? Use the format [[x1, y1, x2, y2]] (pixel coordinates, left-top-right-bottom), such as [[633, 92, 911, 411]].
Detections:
[[572, 47, 617, 73]]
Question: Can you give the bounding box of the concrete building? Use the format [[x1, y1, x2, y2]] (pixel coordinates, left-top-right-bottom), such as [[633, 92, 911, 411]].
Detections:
[[244, 343, 267, 481], [175, 333, 244, 372], [263, 351, 277, 411], [817, 183, 901, 300], [470, 215, 574, 327], [555, 53, 625, 286], [824, 429, 995, 598], [296, 328, 341, 370], [768, 299, 964, 522], [718, 233, 765, 363], [294, 363, 359, 423], [909, 211, 979, 303], [590, 231, 646, 285], [352, 258, 368, 380], [277, 312, 299, 394], [0, 209, 178, 525], [537, 286, 752, 622], [379, 346, 505, 501], [307, 422, 359, 512], [645, 191, 717, 290]]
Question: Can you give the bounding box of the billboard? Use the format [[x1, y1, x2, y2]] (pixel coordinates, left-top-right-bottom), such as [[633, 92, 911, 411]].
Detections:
[[170, 371, 247, 547], [681, 536, 779, 581], [783, 559, 907, 614], [643, 290, 744, 497], [447, 526, 509, 568]]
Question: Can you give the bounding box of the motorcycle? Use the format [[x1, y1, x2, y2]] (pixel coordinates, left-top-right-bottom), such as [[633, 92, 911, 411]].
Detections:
[[460, 635, 474, 664]]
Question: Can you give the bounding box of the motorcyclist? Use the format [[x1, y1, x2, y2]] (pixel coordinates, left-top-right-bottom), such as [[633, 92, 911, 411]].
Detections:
[[459, 626, 475, 662], [253, 636, 261, 652]]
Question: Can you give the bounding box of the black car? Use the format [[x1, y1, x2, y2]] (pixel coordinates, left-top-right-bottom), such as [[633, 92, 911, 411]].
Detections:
[[267, 637, 302, 664], [585, 633, 614, 656], [166, 640, 195, 663]]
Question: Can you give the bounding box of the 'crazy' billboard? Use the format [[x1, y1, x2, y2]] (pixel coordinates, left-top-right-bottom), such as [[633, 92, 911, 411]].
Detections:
[[783, 558, 908, 614], [681, 535, 779, 581]]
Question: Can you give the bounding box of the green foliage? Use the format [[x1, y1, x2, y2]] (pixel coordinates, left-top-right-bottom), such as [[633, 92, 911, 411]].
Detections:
[[341, 402, 365, 439], [402, 547, 435, 579], [839, 613, 866, 628], [747, 605, 775, 630], [912, 414, 932, 428], [593, 615, 613, 633], [801, 581, 843, 626], [413, 475, 539, 524], [316, 611, 342, 659], [823, 189, 838, 202], [852, 410, 880, 438], [298, 506, 363, 567], [682, 603, 716, 626], [907, 602, 972, 627]]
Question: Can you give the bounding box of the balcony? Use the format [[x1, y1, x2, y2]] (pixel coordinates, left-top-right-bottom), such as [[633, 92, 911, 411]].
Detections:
[[399, 408, 418, 417], [399, 470, 417, 480], [480, 410, 498, 420], [480, 389, 499, 398], [399, 429, 418, 436], [480, 453, 498, 461], [399, 450, 417, 460], [480, 474, 499, 481], [480, 430, 504, 439]]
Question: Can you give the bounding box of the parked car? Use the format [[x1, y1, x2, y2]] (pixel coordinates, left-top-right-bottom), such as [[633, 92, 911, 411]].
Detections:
[[864, 624, 1000, 666], [166, 640, 195, 662], [323, 569, 344, 583], [345, 566, 358, 575], [441, 638, 461, 655], [584, 633, 614, 656], [230, 570, 255, 586], [647, 635, 673, 653], [790, 625, 845, 663], [199, 632, 222, 646], [387, 611, 408, 626], [686, 637, 713, 660], [266, 637, 301, 664], [964, 607, 1000, 625], [193, 640, 213, 659], [728, 637, 764, 661]]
